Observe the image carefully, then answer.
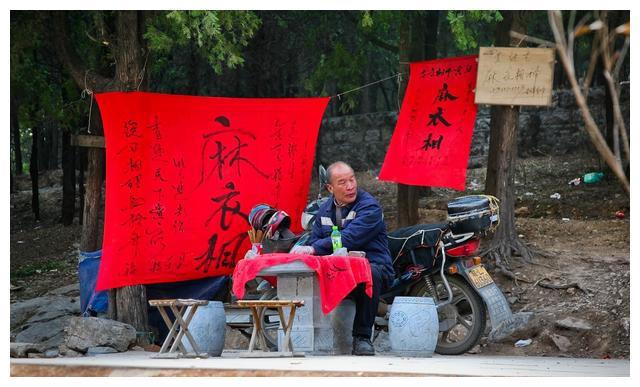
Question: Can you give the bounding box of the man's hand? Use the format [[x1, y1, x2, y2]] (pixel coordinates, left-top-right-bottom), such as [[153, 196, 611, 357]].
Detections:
[[290, 245, 315, 255]]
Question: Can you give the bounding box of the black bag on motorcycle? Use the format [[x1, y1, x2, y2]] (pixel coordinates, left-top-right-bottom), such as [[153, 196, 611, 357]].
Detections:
[[447, 195, 498, 234]]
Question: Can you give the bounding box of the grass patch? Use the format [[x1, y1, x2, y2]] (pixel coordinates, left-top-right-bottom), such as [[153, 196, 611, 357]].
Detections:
[[11, 260, 69, 279]]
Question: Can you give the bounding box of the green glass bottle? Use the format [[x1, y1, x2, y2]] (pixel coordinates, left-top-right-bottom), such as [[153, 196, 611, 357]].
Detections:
[[583, 172, 604, 184]]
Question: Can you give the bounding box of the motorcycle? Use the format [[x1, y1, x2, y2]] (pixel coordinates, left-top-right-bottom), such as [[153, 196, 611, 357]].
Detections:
[[247, 166, 514, 355]]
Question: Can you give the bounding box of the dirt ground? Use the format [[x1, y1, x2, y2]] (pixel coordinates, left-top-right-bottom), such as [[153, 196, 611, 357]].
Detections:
[[9, 153, 630, 359]]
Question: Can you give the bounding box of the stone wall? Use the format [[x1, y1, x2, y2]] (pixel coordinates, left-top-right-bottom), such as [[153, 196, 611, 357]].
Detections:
[[315, 86, 629, 171]]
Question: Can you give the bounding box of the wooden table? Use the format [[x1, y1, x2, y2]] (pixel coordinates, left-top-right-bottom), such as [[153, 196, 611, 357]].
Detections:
[[148, 298, 209, 359], [236, 299, 305, 357]]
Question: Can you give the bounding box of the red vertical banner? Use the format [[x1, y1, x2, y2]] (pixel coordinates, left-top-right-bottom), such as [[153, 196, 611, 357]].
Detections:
[[94, 92, 329, 290], [378, 55, 478, 190]]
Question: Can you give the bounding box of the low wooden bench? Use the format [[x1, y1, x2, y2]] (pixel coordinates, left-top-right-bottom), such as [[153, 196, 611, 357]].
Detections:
[[148, 299, 209, 359], [236, 299, 305, 357]]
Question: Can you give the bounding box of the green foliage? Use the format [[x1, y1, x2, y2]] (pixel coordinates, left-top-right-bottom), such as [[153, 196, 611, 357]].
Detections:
[[145, 11, 261, 74], [305, 43, 363, 113], [302, 11, 400, 114], [361, 11, 374, 28], [446, 11, 503, 51]]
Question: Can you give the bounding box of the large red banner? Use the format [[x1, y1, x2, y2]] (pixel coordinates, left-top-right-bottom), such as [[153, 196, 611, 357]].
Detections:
[[378, 55, 478, 190], [94, 92, 329, 290]]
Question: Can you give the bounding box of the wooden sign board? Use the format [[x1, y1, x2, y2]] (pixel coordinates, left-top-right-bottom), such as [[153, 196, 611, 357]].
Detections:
[[475, 47, 555, 106]]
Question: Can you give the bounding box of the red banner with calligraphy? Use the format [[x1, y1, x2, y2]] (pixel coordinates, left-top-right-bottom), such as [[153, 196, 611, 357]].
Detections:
[[94, 92, 329, 290], [378, 55, 478, 190]]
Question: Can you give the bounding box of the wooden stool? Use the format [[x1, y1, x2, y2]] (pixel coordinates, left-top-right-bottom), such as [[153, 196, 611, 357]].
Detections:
[[148, 299, 209, 359], [236, 299, 305, 357]]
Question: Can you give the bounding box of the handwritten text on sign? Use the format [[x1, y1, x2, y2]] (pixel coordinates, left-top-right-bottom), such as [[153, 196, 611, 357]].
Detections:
[[94, 92, 329, 290], [378, 55, 478, 190], [475, 47, 555, 106]]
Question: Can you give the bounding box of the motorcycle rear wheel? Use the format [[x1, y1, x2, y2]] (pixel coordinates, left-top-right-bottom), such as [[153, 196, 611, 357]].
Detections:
[[409, 274, 486, 355]]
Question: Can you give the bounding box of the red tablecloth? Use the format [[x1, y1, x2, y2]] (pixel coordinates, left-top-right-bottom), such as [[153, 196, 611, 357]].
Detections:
[[232, 253, 373, 314]]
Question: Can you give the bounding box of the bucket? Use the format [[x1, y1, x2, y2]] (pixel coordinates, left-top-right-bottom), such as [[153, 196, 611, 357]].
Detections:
[[181, 301, 226, 356], [389, 296, 439, 357]]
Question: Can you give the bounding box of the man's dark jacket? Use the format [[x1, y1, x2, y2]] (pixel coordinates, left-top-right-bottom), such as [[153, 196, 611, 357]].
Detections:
[[308, 188, 395, 279]]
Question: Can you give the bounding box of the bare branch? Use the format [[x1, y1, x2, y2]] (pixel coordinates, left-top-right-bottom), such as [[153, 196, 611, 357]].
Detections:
[[509, 31, 555, 47], [603, 69, 630, 164], [567, 11, 577, 68], [547, 10, 629, 193], [582, 33, 600, 98], [613, 37, 630, 79]]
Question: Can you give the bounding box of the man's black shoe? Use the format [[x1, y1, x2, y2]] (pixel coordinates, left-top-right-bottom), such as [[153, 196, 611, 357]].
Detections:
[[352, 336, 375, 356]]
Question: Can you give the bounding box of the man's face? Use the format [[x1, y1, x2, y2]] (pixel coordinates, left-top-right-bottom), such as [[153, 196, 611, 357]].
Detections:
[[327, 165, 358, 205]]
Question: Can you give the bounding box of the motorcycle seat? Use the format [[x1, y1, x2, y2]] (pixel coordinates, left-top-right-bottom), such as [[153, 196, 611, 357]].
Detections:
[[387, 223, 448, 258]]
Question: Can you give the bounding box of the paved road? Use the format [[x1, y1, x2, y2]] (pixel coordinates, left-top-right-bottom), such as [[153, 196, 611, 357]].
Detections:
[[11, 350, 630, 377]]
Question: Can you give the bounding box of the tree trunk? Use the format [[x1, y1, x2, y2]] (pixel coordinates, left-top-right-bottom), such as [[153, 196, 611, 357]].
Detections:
[[397, 11, 436, 229], [11, 101, 23, 176], [396, 12, 416, 229], [110, 11, 150, 344], [50, 124, 60, 169], [484, 11, 534, 269], [79, 145, 103, 250], [30, 127, 40, 221], [38, 122, 49, 171], [77, 146, 85, 225], [61, 129, 76, 225]]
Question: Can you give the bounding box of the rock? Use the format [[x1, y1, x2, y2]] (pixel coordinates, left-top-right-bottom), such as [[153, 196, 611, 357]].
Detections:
[[14, 315, 73, 350], [28, 353, 45, 359], [555, 317, 593, 331], [64, 317, 136, 353], [467, 344, 482, 354], [621, 318, 630, 335], [10, 342, 44, 358], [507, 296, 518, 305], [11, 294, 80, 331], [58, 345, 83, 358], [224, 326, 249, 350], [488, 312, 541, 343], [514, 338, 532, 347], [566, 287, 575, 295], [372, 330, 391, 353], [46, 283, 80, 297], [550, 334, 572, 352], [130, 345, 145, 351], [86, 346, 119, 356], [44, 349, 60, 358]]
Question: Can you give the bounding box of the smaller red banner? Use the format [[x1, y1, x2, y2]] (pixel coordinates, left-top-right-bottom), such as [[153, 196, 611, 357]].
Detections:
[[378, 55, 479, 190]]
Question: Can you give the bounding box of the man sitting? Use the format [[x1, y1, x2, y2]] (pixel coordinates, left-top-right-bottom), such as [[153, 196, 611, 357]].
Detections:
[[292, 161, 394, 356]]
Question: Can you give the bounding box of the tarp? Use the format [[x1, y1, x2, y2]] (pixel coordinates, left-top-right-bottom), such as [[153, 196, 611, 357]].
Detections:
[[94, 92, 329, 290], [78, 250, 108, 316], [378, 55, 479, 190]]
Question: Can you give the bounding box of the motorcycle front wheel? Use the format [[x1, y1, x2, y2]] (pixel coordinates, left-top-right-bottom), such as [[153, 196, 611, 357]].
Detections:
[[409, 274, 486, 355], [257, 287, 279, 350]]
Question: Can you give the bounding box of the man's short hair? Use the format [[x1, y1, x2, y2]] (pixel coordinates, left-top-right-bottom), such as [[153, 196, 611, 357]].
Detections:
[[326, 161, 354, 184]]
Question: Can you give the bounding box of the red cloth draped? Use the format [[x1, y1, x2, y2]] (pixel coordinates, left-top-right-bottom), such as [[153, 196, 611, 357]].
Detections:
[[379, 55, 478, 190], [232, 253, 373, 314], [94, 92, 329, 290]]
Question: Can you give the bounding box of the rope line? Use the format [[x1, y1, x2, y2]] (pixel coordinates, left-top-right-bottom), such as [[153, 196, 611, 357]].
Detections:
[[332, 72, 404, 100]]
